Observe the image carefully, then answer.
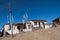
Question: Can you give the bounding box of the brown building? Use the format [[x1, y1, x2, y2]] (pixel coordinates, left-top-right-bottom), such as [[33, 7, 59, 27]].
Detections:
[[52, 17, 60, 24], [52, 17, 60, 27], [16, 23, 25, 32]]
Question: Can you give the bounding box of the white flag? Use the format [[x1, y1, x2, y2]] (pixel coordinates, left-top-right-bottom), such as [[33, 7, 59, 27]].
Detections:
[[7, 16, 9, 23], [23, 15, 26, 19], [12, 16, 14, 23], [25, 13, 28, 18]]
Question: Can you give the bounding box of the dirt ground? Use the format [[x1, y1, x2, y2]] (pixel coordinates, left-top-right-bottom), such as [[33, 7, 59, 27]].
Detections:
[[0, 25, 60, 40]]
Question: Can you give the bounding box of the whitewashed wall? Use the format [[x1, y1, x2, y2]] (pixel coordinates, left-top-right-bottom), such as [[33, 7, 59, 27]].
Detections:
[[7, 29, 19, 35], [45, 24, 52, 29], [23, 23, 32, 32], [45, 25, 50, 29], [4, 25, 10, 31], [30, 21, 39, 27], [4, 25, 19, 35], [40, 22, 44, 28], [44, 22, 47, 24], [40, 22, 47, 29]]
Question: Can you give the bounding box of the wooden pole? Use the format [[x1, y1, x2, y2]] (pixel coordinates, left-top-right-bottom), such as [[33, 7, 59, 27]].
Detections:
[[8, 1, 13, 37]]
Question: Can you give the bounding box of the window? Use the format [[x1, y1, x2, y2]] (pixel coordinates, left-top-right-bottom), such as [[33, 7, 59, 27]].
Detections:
[[23, 26, 26, 29], [17, 26, 20, 30], [28, 25, 31, 29], [34, 22, 37, 25]]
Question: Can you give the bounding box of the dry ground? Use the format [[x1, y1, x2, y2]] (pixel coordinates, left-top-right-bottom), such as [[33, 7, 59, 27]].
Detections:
[[0, 25, 60, 40]]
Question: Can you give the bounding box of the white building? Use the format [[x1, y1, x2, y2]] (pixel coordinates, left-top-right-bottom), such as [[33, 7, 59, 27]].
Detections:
[[3, 23, 32, 35], [30, 20, 47, 29], [45, 23, 52, 29], [3, 24, 19, 35], [23, 23, 32, 32], [2, 20, 52, 35]]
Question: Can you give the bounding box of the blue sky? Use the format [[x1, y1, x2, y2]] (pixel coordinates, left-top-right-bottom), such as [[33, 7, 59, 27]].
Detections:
[[0, 0, 60, 30]]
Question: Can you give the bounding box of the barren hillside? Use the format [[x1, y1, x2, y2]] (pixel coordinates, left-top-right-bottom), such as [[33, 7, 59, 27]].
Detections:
[[0, 26, 60, 40]]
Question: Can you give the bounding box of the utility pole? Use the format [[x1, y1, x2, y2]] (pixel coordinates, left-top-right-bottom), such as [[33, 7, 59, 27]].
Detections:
[[8, 1, 13, 37]]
